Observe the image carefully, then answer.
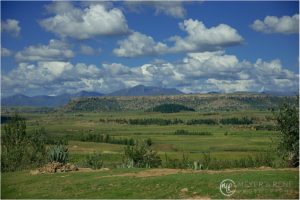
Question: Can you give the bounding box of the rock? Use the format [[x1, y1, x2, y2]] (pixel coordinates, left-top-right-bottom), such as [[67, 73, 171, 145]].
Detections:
[[100, 168, 110, 171], [180, 188, 189, 192], [37, 162, 79, 174], [30, 170, 39, 175], [70, 164, 78, 171]]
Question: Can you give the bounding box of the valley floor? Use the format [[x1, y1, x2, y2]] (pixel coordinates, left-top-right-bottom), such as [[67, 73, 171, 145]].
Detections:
[[1, 168, 298, 199]]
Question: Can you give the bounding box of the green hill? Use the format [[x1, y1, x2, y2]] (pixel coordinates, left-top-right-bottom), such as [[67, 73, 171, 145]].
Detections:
[[62, 93, 296, 112]]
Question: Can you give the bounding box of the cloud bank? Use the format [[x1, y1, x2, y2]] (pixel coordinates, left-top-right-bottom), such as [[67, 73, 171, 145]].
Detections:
[[2, 51, 298, 96]]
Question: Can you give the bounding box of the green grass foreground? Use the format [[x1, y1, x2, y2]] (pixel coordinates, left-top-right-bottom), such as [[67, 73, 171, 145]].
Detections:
[[1, 168, 298, 199]]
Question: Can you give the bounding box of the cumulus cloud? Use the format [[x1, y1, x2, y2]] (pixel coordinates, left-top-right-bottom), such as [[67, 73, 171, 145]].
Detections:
[[2, 51, 298, 96], [1, 47, 13, 57], [169, 19, 244, 52], [114, 19, 243, 57], [113, 31, 168, 57], [124, 1, 187, 18], [80, 45, 100, 56], [1, 19, 21, 37], [251, 14, 299, 34], [15, 39, 74, 62], [1, 61, 102, 95], [40, 2, 129, 39], [177, 52, 298, 93], [153, 1, 186, 18]]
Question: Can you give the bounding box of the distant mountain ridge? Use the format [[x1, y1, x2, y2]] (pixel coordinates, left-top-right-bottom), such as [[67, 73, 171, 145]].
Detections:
[[1, 85, 184, 107], [1, 91, 103, 107]]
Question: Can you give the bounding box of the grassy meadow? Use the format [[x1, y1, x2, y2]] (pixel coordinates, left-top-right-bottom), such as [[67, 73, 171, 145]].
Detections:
[[1, 109, 299, 198], [19, 110, 278, 164]]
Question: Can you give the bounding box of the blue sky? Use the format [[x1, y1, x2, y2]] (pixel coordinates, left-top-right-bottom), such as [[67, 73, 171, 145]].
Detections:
[[1, 1, 299, 96]]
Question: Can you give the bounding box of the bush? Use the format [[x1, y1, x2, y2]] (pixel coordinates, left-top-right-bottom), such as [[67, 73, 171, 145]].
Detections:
[[45, 136, 68, 145], [174, 129, 212, 136], [219, 117, 253, 125], [186, 119, 217, 125], [150, 103, 195, 113], [80, 133, 137, 146], [122, 142, 161, 168], [275, 101, 299, 167], [196, 152, 275, 170], [129, 118, 173, 125], [48, 144, 69, 164], [146, 138, 153, 146], [85, 152, 104, 169], [1, 114, 47, 172], [164, 153, 191, 169]]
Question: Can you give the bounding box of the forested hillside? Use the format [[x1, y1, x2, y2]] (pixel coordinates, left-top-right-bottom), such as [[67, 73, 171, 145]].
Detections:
[[62, 93, 296, 112]]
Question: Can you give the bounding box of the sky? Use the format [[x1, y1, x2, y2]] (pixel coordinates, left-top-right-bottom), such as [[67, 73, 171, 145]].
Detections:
[[1, 1, 299, 96]]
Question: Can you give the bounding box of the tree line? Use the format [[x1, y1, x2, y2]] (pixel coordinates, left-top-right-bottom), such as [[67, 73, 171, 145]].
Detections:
[[98, 117, 254, 125]]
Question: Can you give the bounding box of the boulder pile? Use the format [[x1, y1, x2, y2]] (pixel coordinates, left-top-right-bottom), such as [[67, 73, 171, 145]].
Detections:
[[31, 162, 78, 174]]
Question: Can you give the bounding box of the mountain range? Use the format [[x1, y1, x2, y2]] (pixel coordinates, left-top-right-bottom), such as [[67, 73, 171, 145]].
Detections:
[[1, 85, 184, 107]]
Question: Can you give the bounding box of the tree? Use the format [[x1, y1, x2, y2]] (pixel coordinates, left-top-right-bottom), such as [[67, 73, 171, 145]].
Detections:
[[1, 114, 47, 172], [276, 100, 299, 167]]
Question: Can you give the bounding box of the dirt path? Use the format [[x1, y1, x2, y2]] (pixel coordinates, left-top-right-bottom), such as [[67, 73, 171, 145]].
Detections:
[[99, 167, 298, 178]]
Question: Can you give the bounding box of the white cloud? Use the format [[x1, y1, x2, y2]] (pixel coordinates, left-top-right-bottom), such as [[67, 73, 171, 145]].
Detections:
[[40, 2, 128, 39], [80, 45, 100, 55], [169, 19, 244, 52], [2, 51, 298, 96], [1, 47, 13, 57], [114, 19, 243, 57], [1, 61, 102, 95], [15, 39, 74, 62], [1, 19, 21, 36], [113, 31, 168, 57], [251, 14, 299, 34], [124, 1, 187, 18], [153, 1, 186, 18]]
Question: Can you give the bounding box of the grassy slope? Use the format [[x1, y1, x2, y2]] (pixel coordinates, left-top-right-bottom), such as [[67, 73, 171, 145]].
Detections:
[[2, 110, 279, 167], [2, 169, 298, 199], [63, 93, 295, 112]]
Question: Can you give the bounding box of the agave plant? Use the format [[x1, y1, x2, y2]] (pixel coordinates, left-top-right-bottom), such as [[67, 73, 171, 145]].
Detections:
[[48, 144, 68, 164]]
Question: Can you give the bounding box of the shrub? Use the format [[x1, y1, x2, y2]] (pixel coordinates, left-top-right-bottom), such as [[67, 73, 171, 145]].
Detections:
[[186, 119, 217, 125], [122, 142, 161, 168], [275, 101, 299, 167], [85, 152, 104, 169], [129, 118, 173, 125], [45, 136, 68, 145], [164, 153, 191, 169], [48, 144, 69, 164], [219, 117, 253, 125], [150, 103, 195, 113], [196, 152, 275, 170], [174, 129, 212, 136], [146, 138, 153, 146], [1, 114, 47, 172], [80, 133, 138, 146]]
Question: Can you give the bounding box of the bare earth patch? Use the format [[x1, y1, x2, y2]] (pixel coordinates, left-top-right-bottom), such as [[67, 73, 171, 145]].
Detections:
[[100, 168, 298, 178]]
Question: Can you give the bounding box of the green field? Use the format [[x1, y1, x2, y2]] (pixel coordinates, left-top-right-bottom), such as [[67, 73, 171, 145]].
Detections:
[[2, 168, 298, 199], [1, 109, 299, 198], [14, 110, 279, 164]]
